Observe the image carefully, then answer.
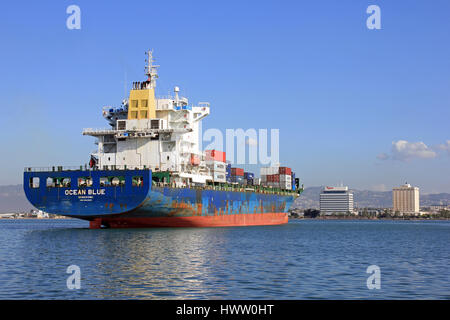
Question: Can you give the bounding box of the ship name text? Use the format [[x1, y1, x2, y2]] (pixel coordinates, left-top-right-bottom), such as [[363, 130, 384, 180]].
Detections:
[[65, 189, 106, 196]]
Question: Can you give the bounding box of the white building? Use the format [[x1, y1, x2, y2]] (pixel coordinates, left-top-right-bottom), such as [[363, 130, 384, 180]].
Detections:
[[320, 186, 354, 215], [393, 183, 420, 215]]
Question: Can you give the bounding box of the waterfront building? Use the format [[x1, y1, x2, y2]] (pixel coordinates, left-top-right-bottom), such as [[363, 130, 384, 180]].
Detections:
[[319, 186, 354, 215], [392, 183, 420, 215]]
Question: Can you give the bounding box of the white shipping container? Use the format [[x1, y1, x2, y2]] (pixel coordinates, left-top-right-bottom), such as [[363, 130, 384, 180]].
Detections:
[[260, 166, 279, 176], [280, 174, 292, 182], [206, 161, 226, 173], [213, 172, 226, 183], [253, 178, 261, 186], [280, 181, 292, 190]]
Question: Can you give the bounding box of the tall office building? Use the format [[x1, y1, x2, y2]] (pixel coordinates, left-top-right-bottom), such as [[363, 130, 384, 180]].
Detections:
[[393, 183, 420, 215], [320, 186, 354, 215]]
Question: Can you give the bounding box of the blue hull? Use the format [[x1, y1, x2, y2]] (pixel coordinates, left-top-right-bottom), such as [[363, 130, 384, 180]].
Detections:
[[24, 169, 297, 228]]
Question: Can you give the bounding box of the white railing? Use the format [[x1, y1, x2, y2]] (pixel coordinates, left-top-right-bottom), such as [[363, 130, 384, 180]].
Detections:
[[83, 128, 117, 135], [24, 165, 152, 172]]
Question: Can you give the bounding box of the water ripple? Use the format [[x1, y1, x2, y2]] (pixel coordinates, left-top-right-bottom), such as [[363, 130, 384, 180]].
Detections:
[[0, 219, 448, 299]]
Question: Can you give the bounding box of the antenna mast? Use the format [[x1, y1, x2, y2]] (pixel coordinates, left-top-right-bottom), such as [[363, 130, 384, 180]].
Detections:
[[145, 49, 159, 88]]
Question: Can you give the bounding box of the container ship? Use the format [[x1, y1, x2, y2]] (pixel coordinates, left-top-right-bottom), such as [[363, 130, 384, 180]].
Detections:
[[23, 51, 303, 228]]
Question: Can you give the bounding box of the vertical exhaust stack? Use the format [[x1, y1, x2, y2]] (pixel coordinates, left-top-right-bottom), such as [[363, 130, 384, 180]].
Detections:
[[174, 86, 180, 106]]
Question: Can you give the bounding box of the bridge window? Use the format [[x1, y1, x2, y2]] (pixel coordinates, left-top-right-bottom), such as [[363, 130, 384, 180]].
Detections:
[[62, 178, 71, 188], [29, 177, 39, 189], [151, 119, 160, 129], [46, 177, 70, 188], [131, 100, 138, 108], [132, 176, 143, 187], [78, 177, 93, 188], [117, 120, 126, 130], [46, 177, 54, 187], [100, 176, 125, 187]]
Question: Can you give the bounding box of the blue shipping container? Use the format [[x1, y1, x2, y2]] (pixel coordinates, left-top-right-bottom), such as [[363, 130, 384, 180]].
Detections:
[[244, 172, 254, 179], [230, 176, 244, 184]]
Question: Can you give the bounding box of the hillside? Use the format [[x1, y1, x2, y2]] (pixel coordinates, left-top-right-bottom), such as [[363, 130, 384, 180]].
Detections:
[[0, 185, 34, 213], [293, 186, 450, 209]]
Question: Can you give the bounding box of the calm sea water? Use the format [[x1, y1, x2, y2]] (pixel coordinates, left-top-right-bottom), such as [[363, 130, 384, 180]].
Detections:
[[0, 219, 448, 299]]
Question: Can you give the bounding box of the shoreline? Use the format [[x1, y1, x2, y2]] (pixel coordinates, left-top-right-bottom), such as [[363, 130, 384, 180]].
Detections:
[[0, 217, 73, 220], [1, 217, 449, 222], [290, 216, 450, 221]]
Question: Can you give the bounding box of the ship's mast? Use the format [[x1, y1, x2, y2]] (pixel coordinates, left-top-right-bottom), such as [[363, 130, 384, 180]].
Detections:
[[145, 49, 159, 89]]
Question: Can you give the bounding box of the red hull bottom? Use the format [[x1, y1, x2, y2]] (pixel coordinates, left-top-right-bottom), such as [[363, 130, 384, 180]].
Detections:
[[89, 212, 288, 229]]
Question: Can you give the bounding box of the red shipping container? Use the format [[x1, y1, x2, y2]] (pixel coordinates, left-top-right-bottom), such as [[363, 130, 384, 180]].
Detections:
[[231, 168, 244, 176], [267, 174, 280, 182], [205, 150, 226, 162], [279, 167, 291, 175]]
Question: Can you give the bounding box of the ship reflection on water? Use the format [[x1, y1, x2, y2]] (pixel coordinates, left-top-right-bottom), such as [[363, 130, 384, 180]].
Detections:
[[19, 222, 234, 299], [90, 227, 232, 299]]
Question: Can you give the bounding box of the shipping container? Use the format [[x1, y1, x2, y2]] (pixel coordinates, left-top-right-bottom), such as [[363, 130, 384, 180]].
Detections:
[[231, 168, 244, 176], [230, 175, 244, 184], [268, 174, 280, 182], [244, 172, 254, 179], [205, 150, 226, 162], [260, 166, 279, 176], [291, 172, 296, 190], [279, 167, 292, 175], [206, 161, 226, 173], [212, 172, 226, 183], [280, 181, 292, 189]]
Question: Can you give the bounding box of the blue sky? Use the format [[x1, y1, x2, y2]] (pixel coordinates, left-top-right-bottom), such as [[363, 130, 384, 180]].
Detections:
[[0, 0, 449, 193]]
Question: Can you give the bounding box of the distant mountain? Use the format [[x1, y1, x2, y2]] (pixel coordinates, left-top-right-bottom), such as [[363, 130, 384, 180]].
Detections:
[[0, 184, 449, 213], [0, 185, 34, 213], [293, 186, 450, 209]]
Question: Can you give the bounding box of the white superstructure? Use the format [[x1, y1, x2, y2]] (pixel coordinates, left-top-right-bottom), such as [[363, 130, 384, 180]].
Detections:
[[83, 51, 215, 186]]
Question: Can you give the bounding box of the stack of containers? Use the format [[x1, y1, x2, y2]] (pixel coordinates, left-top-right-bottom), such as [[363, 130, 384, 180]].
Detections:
[[226, 163, 232, 183], [205, 150, 226, 183], [230, 167, 244, 184], [267, 173, 280, 188], [259, 166, 293, 189], [244, 172, 254, 186], [278, 167, 292, 190], [260, 166, 279, 187]]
